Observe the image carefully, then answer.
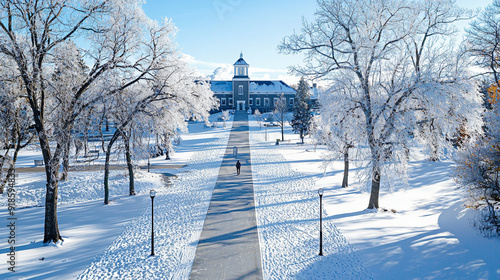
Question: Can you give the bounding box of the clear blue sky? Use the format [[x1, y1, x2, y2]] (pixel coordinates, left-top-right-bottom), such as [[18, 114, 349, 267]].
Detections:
[[142, 0, 489, 84]]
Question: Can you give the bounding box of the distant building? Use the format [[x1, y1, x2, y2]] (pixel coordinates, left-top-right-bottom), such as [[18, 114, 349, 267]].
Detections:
[[309, 83, 321, 111], [210, 53, 296, 113]]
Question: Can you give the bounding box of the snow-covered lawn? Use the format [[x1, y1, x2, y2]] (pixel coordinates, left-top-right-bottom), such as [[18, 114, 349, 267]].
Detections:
[[249, 115, 500, 280], [2, 111, 499, 279], [0, 113, 233, 279], [250, 120, 372, 279]]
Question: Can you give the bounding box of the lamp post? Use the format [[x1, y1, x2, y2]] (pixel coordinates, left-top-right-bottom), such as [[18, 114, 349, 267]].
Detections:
[[150, 189, 156, 256], [318, 188, 324, 256], [264, 118, 268, 141]]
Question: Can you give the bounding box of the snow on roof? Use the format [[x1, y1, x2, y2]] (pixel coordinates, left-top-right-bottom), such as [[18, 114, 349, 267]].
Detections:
[[250, 81, 296, 93], [309, 86, 322, 100], [209, 81, 233, 92], [208, 80, 297, 94]]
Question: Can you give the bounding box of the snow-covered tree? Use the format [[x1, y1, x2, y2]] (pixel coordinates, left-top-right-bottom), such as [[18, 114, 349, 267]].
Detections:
[[47, 40, 89, 181], [291, 78, 312, 144], [280, 0, 481, 209], [101, 62, 216, 204], [273, 93, 288, 141], [315, 75, 364, 188], [454, 0, 500, 236], [0, 60, 35, 193], [254, 108, 262, 129], [455, 100, 500, 236], [467, 0, 500, 88], [222, 110, 230, 128], [0, 0, 201, 243]]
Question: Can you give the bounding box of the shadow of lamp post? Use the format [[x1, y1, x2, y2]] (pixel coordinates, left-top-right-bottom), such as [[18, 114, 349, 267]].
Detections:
[[150, 189, 156, 256], [318, 188, 324, 256]]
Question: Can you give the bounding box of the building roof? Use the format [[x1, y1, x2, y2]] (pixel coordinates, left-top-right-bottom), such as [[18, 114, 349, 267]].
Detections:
[[209, 80, 296, 94], [208, 81, 233, 92], [234, 52, 249, 66], [250, 81, 296, 93], [309, 84, 323, 100]]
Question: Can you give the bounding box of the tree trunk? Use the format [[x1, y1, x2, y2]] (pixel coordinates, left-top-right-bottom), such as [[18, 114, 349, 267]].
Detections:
[[84, 138, 88, 156], [60, 139, 71, 181], [44, 173, 62, 243], [41, 133, 63, 243], [0, 157, 17, 194], [0, 134, 23, 193], [367, 161, 381, 209], [429, 119, 439, 161], [342, 149, 349, 188], [404, 142, 410, 161], [430, 135, 439, 161], [124, 134, 135, 196], [104, 130, 121, 205], [281, 124, 284, 141]]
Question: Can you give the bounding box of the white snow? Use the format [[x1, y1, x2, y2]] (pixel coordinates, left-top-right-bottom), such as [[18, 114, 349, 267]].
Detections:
[[0, 113, 233, 279], [77, 118, 233, 279], [249, 119, 372, 279], [1, 112, 499, 279], [249, 114, 500, 280]]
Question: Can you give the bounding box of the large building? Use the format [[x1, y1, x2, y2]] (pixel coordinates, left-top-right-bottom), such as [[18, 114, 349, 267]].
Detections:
[[210, 53, 296, 113]]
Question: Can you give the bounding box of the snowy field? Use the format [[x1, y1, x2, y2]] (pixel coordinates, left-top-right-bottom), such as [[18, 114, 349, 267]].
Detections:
[[248, 114, 500, 280], [249, 119, 372, 279], [2, 111, 499, 279], [0, 113, 233, 279]]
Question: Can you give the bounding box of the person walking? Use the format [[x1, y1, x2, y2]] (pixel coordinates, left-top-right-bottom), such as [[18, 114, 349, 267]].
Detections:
[[236, 160, 241, 175]]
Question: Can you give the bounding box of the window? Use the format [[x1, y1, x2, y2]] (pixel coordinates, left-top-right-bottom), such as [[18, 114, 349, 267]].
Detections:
[[289, 98, 294, 106], [256, 98, 261, 106], [264, 98, 270, 107], [249, 98, 253, 106], [221, 98, 226, 106], [274, 97, 279, 105], [229, 98, 233, 105], [238, 85, 243, 95]]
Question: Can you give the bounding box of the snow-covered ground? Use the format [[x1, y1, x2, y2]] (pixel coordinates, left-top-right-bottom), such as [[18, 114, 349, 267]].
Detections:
[[248, 114, 500, 280], [77, 118, 233, 279], [249, 119, 372, 279], [0, 113, 233, 279], [2, 111, 499, 279]]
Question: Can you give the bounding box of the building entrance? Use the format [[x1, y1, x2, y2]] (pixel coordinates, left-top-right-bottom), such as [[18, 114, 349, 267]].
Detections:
[[237, 101, 245, 111]]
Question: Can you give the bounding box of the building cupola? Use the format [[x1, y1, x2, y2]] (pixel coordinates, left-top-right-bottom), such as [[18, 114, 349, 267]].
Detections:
[[233, 52, 249, 78]]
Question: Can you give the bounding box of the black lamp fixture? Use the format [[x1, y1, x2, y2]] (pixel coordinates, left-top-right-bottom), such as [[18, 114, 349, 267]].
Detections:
[[150, 189, 156, 256], [318, 188, 324, 256]]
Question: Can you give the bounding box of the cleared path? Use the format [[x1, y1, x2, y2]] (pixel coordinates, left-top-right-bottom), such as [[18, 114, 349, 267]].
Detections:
[[190, 112, 263, 280]]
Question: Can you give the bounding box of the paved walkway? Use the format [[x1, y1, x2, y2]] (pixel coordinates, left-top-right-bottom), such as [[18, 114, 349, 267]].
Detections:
[[190, 112, 263, 280]]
